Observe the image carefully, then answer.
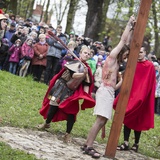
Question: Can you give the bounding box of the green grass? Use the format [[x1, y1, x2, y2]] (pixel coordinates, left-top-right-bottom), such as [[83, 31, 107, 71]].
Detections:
[[0, 142, 38, 160], [0, 71, 160, 159]]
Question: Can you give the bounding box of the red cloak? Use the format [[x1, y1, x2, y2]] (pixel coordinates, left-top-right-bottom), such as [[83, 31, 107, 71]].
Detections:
[[40, 62, 95, 122], [113, 60, 156, 131]]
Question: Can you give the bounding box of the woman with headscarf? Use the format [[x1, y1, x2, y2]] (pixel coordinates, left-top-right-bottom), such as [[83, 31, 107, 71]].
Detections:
[[0, 10, 8, 47]]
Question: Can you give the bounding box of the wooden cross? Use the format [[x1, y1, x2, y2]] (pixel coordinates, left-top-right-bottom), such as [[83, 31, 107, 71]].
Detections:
[[104, 0, 152, 158]]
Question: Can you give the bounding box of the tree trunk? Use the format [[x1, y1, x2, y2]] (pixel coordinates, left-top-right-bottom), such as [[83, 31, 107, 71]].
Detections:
[[65, 0, 79, 34], [40, 1, 45, 22], [25, 2, 30, 19], [17, 0, 20, 15], [44, 0, 50, 23], [84, 0, 104, 41], [151, 0, 159, 56], [99, 0, 110, 41], [28, 0, 35, 19], [8, 0, 18, 15]]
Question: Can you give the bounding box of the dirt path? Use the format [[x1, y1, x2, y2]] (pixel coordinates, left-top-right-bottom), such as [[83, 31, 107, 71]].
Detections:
[[0, 127, 158, 160]]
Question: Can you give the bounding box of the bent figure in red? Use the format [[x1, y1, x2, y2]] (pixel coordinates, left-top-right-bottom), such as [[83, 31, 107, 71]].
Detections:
[[38, 46, 95, 143], [115, 46, 156, 152]]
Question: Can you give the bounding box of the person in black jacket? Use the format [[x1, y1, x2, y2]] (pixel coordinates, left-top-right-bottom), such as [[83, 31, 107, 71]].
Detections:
[[10, 25, 23, 44], [0, 38, 9, 70]]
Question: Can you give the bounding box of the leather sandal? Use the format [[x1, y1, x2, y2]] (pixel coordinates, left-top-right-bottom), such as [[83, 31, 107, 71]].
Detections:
[[84, 147, 101, 159], [80, 144, 87, 151], [63, 133, 71, 143], [36, 123, 50, 130], [117, 142, 129, 151], [131, 143, 139, 152]]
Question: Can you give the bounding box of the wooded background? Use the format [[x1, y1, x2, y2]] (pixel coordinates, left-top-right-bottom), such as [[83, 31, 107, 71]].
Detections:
[[1, 0, 160, 56]]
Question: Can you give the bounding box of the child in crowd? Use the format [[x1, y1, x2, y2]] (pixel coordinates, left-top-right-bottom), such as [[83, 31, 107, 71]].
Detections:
[[94, 62, 103, 92], [19, 37, 34, 77], [8, 39, 22, 74], [87, 49, 96, 75], [97, 55, 103, 65], [61, 52, 73, 67], [61, 41, 77, 67]]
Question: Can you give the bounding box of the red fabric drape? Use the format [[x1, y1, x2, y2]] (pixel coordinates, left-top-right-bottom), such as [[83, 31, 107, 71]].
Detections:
[[113, 60, 156, 131]]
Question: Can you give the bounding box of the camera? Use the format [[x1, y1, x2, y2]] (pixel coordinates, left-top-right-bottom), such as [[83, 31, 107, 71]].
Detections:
[[18, 32, 21, 35]]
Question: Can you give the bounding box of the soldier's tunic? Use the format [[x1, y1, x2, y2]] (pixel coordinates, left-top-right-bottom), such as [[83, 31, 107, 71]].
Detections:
[[40, 60, 95, 122]]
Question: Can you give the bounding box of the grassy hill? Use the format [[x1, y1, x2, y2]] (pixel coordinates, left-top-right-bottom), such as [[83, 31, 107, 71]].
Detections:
[[0, 71, 160, 159]]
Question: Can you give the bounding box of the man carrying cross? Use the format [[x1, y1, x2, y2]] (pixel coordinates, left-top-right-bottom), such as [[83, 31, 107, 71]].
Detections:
[[80, 15, 135, 159], [104, 0, 153, 158]]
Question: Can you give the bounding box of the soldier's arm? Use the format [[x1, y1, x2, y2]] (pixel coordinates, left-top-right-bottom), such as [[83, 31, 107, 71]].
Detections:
[[72, 72, 85, 79]]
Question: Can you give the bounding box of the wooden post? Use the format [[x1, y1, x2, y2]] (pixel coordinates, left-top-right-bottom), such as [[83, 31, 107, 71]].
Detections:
[[104, 0, 152, 158]]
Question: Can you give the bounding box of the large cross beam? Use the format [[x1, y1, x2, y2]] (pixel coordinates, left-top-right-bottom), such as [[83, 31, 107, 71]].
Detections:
[[104, 0, 152, 158]]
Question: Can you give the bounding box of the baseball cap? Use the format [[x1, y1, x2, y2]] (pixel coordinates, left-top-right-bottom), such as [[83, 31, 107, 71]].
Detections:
[[153, 62, 159, 67], [10, 22, 16, 27]]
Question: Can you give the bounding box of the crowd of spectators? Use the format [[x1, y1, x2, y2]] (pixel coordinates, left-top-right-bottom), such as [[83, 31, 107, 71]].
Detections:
[[0, 12, 112, 82]]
